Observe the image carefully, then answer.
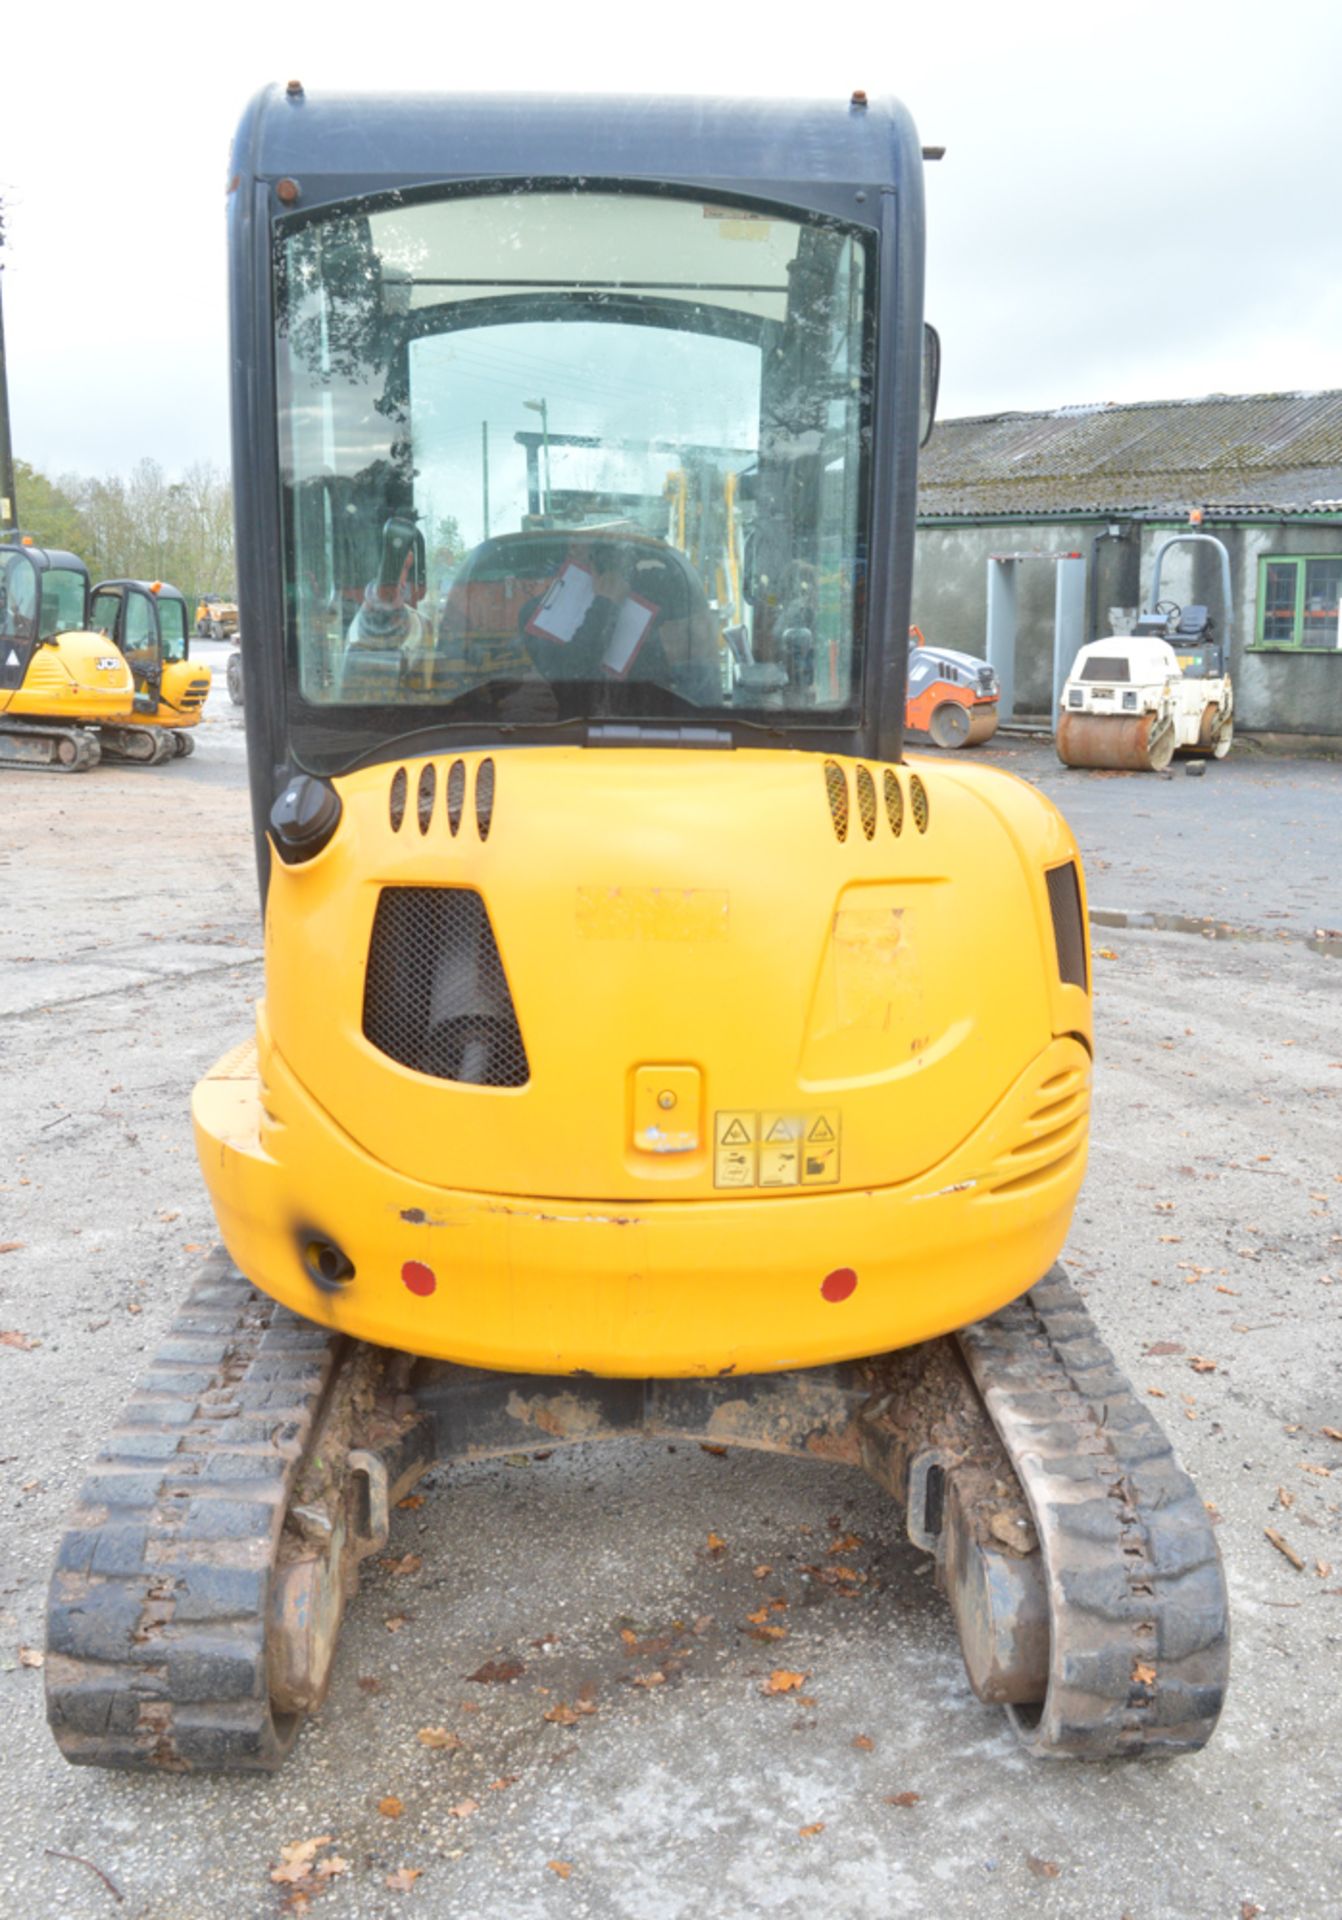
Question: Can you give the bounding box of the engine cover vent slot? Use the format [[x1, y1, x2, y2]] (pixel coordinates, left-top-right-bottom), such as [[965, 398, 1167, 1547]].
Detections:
[[475, 757, 496, 840], [910, 774, 929, 833], [416, 762, 436, 833], [363, 887, 530, 1087], [388, 766, 407, 832], [823, 760, 849, 840], [856, 765, 877, 840], [883, 769, 904, 836], [1045, 860, 1088, 990], [446, 758, 466, 836]]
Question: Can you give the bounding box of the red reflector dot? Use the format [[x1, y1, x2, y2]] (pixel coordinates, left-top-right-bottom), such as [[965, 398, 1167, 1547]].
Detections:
[[402, 1260, 437, 1297], [821, 1267, 858, 1304]]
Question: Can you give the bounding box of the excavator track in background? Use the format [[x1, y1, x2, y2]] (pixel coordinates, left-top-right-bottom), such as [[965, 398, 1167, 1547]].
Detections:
[[0, 717, 102, 772], [98, 725, 179, 767], [47, 1259, 1227, 1771]]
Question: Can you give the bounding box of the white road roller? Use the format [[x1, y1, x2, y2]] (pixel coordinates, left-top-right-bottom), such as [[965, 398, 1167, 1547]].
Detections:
[[1057, 534, 1234, 772]]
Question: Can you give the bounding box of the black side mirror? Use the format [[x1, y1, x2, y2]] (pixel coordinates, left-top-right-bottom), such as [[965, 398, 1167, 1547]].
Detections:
[[920, 323, 941, 448]]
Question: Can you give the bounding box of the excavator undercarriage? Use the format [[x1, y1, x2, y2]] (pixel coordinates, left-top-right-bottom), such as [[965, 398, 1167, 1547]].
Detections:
[[46, 1255, 1228, 1771]]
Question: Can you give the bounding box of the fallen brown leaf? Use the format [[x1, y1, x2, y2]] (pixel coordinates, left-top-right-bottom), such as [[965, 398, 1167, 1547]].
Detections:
[[17, 1646, 43, 1668], [448, 1798, 479, 1819], [548, 1860, 573, 1880], [1265, 1528, 1305, 1571], [699, 1444, 727, 1457], [619, 1628, 639, 1647], [828, 1532, 864, 1554], [1322, 1428, 1342, 1444], [752, 1564, 772, 1579], [706, 1531, 727, 1555], [764, 1669, 807, 1694], [487, 1775, 518, 1790], [885, 1791, 920, 1807], [384, 1614, 411, 1634], [380, 1553, 423, 1577], [1132, 1661, 1156, 1686], [632, 1670, 666, 1688], [0, 1243, 25, 1255], [398, 1494, 425, 1510], [357, 1675, 383, 1693], [385, 1867, 421, 1892], [1027, 1855, 1061, 1879], [798, 1822, 825, 1838], [746, 1606, 770, 1625], [0, 1331, 39, 1350], [467, 1658, 525, 1683], [544, 1701, 580, 1724], [417, 1726, 462, 1750], [271, 1838, 333, 1885], [1189, 1357, 1217, 1373], [1143, 1340, 1185, 1356], [379, 1796, 404, 1819], [314, 1856, 350, 1880], [852, 1734, 874, 1751], [752, 1624, 788, 1640]]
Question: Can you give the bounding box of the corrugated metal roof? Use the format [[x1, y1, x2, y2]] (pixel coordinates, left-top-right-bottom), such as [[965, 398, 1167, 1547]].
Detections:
[[917, 390, 1342, 518]]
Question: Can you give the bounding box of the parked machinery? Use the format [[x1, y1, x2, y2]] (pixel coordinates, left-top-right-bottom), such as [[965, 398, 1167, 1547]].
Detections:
[[91, 578, 213, 759], [1057, 535, 1235, 772], [195, 592, 240, 640], [906, 625, 1000, 746], [46, 87, 1228, 1772], [0, 534, 133, 771]]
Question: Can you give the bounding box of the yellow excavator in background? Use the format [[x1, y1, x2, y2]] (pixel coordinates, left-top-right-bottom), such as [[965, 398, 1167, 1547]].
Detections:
[[90, 577, 213, 759], [0, 534, 133, 771], [47, 87, 1229, 1773]]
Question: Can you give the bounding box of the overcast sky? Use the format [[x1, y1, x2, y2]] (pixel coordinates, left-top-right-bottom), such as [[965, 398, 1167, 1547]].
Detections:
[[3, 0, 1339, 483]]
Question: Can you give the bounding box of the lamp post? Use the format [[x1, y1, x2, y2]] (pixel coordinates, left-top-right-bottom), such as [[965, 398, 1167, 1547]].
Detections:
[[0, 196, 17, 535], [523, 397, 551, 515]]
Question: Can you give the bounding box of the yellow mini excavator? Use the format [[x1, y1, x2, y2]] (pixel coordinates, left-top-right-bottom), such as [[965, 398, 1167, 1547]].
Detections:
[[47, 87, 1229, 1771], [0, 534, 134, 770], [90, 577, 213, 759]]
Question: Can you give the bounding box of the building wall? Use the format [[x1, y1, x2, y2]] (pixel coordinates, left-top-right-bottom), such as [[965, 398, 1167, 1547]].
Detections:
[[914, 514, 1342, 735]]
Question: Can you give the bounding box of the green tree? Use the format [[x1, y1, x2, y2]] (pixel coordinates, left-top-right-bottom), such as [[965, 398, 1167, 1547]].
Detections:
[[9, 460, 90, 553]]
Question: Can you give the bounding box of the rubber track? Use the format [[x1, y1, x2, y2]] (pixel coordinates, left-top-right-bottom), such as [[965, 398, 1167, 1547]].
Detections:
[[0, 719, 100, 771], [46, 1256, 343, 1771], [957, 1268, 1229, 1757]]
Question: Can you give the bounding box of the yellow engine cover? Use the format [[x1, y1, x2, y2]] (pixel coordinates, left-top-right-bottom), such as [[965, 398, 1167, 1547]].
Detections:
[[1, 630, 133, 721], [194, 749, 1093, 1375], [117, 658, 214, 730]]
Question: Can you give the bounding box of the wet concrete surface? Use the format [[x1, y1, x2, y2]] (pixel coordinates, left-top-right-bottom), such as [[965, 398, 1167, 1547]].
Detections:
[[956, 730, 1342, 946], [0, 698, 1339, 1919]]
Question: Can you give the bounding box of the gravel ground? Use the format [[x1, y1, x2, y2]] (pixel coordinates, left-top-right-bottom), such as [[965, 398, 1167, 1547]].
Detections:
[[1, 695, 1339, 1920]]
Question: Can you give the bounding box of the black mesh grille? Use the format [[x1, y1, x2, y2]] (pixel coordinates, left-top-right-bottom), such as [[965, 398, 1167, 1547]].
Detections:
[[856, 765, 877, 840], [884, 769, 904, 836], [910, 774, 929, 833], [446, 759, 466, 836], [1045, 861, 1088, 991], [416, 762, 436, 833], [363, 888, 530, 1086], [823, 760, 849, 840]]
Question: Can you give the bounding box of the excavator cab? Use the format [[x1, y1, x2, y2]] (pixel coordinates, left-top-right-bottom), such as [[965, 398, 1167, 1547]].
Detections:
[[89, 578, 213, 759], [46, 88, 1228, 1773]]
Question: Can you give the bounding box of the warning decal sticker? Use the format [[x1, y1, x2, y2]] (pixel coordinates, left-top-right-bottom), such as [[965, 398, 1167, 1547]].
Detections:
[[714, 1111, 840, 1189]]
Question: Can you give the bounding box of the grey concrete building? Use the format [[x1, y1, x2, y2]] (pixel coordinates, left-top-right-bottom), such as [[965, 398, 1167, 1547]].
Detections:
[[914, 390, 1342, 738]]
